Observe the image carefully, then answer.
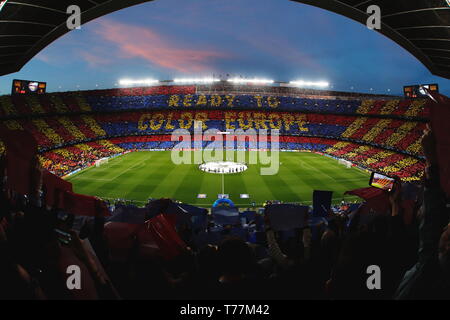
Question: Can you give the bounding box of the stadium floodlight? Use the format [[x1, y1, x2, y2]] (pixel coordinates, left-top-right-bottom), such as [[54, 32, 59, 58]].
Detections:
[[173, 78, 220, 84], [0, 1, 8, 12], [227, 78, 274, 85], [289, 80, 330, 88], [119, 79, 159, 86]]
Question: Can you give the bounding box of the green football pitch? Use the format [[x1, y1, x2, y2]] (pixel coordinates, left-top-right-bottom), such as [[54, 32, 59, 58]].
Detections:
[[67, 151, 370, 207]]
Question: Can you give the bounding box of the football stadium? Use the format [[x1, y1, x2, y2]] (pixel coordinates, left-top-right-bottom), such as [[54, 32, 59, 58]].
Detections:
[[0, 0, 449, 303]]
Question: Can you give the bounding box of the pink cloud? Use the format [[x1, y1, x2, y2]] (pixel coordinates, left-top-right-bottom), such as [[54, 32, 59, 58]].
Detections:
[[35, 52, 51, 63], [78, 50, 114, 67], [90, 18, 230, 73]]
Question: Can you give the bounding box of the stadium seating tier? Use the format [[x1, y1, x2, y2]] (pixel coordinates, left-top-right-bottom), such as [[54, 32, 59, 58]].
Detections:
[[0, 90, 430, 181]]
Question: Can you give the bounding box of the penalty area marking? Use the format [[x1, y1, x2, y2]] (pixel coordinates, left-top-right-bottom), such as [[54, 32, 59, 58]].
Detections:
[[71, 152, 154, 182]]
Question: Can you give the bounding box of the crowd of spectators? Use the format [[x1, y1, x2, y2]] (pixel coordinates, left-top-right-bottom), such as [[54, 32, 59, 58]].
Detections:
[[0, 126, 448, 300], [86, 94, 366, 114], [36, 133, 424, 180], [92, 110, 423, 156], [0, 91, 430, 185], [40, 142, 123, 177], [0, 87, 428, 120]]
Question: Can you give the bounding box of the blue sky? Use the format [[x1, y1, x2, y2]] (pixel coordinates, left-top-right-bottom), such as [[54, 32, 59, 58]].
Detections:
[[0, 0, 448, 96]]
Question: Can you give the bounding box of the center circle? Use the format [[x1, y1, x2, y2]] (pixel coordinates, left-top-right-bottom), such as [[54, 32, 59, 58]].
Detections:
[[199, 161, 248, 174]]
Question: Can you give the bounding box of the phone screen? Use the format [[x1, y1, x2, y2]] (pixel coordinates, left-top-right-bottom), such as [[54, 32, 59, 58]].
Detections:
[[369, 172, 395, 192]]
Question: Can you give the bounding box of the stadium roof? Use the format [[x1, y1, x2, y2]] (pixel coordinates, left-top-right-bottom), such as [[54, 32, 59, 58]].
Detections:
[[0, 0, 449, 79]]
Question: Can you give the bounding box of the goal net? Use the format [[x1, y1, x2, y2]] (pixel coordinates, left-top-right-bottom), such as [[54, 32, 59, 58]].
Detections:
[[338, 159, 352, 168], [95, 158, 109, 167]]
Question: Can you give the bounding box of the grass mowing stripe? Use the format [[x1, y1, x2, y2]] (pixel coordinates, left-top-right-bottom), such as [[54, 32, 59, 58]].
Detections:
[[282, 153, 364, 200], [173, 164, 211, 204], [68, 151, 371, 205], [259, 162, 305, 202], [98, 153, 156, 197], [283, 156, 319, 191], [225, 171, 249, 201], [282, 155, 332, 199], [140, 152, 185, 200], [301, 154, 368, 189], [241, 164, 275, 202]]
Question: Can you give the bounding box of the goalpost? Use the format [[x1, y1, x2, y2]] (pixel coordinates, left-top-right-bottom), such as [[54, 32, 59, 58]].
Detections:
[[338, 159, 352, 168], [95, 158, 109, 167]]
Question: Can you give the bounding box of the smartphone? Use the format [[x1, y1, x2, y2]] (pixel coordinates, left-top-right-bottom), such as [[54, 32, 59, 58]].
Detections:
[[369, 172, 395, 192]]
